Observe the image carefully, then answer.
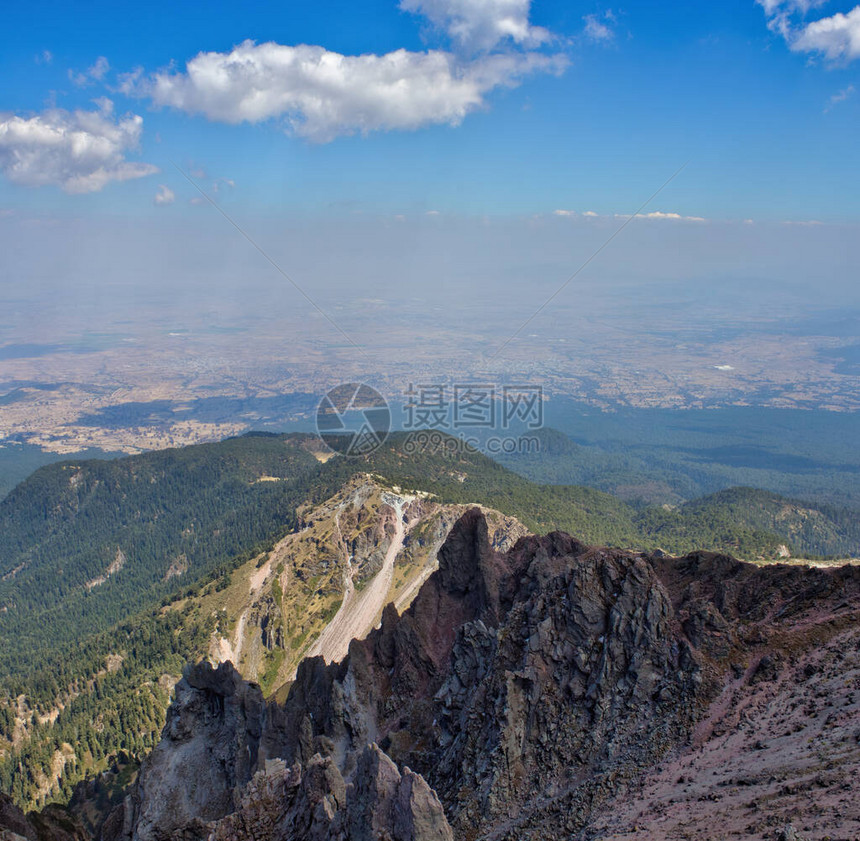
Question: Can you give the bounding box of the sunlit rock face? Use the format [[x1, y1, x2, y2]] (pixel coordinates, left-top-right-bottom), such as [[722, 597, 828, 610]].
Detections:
[[97, 509, 860, 841]]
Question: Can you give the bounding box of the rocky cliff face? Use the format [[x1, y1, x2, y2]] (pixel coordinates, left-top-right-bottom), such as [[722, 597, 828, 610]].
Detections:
[[108, 662, 264, 841], [203, 476, 528, 691], [100, 663, 453, 841], [87, 510, 860, 840], [258, 511, 703, 839], [206, 746, 451, 841], [589, 552, 860, 840], [0, 793, 87, 841]]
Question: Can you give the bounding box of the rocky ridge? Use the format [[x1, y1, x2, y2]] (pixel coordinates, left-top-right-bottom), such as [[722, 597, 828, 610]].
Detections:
[[18, 508, 860, 840], [203, 476, 528, 691]]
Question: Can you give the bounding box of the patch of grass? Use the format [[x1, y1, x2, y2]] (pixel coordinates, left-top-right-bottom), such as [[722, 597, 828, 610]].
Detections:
[[259, 649, 286, 696]]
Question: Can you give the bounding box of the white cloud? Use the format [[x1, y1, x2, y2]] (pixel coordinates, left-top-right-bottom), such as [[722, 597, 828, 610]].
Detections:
[[642, 210, 707, 222], [154, 184, 175, 205], [399, 0, 550, 52], [117, 66, 144, 95], [89, 56, 110, 80], [759, 2, 860, 63], [554, 209, 705, 221], [69, 56, 110, 87], [758, 0, 826, 14], [583, 12, 616, 43], [825, 83, 855, 110], [611, 210, 707, 222], [791, 7, 860, 61], [121, 0, 564, 143], [559, 209, 706, 222], [210, 176, 235, 193], [36, 50, 53, 65], [137, 40, 564, 142], [0, 101, 157, 193]]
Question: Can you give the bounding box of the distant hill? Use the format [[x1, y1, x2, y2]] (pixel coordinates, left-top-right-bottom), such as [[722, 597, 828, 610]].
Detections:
[[665, 486, 860, 558], [0, 433, 337, 680], [0, 442, 122, 502], [498, 410, 860, 509]]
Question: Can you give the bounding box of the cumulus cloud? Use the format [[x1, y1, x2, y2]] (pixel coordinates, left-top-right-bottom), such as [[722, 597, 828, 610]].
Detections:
[[117, 0, 564, 142], [583, 12, 616, 43], [154, 184, 175, 205], [759, 1, 860, 63], [792, 7, 860, 61], [69, 56, 110, 87], [0, 101, 158, 193], [136, 40, 564, 142], [399, 0, 549, 52]]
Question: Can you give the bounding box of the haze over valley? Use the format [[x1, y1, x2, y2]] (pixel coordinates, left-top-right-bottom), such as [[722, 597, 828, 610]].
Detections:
[[2, 0, 860, 838]]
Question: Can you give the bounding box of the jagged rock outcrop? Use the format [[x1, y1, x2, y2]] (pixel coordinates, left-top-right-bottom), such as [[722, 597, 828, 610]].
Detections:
[[254, 597, 284, 652], [107, 662, 264, 841], [207, 745, 452, 841], [98, 509, 860, 841], [258, 511, 702, 838]]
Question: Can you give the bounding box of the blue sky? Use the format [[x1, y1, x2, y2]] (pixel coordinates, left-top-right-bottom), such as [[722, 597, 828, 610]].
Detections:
[[0, 0, 858, 222]]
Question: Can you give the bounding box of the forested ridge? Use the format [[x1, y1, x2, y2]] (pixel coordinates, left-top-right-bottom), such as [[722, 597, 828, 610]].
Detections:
[[0, 434, 342, 675], [0, 609, 213, 806], [1, 431, 859, 809]]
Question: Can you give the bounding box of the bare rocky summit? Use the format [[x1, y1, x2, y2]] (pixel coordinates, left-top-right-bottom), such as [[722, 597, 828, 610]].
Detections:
[[12, 508, 860, 840]]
